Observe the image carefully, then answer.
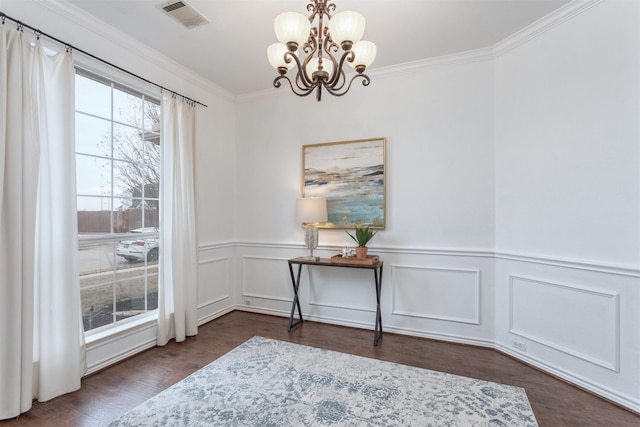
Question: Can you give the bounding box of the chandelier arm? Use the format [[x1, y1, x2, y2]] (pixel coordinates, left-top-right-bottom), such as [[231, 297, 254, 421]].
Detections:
[[297, 36, 320, 88], [306, 1, 319, 20], [328, 69, 343, 90], [295, 70, 314, 92], [284, 51, 314, 89], [274, 75, 317, 97], [325, 1, 336, 17], [323, 30, 339, 55], [307, 1, 335, 19], [324, 73, 371, 97], [325, 59, 341, 88], [325, 49, 351, 87], [283, 51, 301, 70], [323, 67, 346, 93], [305, 27, 318, 54], [296, 61, 315, 89], [321, 36, 341, 86]]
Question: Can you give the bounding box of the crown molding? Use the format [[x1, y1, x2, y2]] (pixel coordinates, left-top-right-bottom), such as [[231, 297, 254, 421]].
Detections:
[[370, 47, 494, 79], [236, 47, 494, 104], [235, 86, 283, 104], [492, 0, 604, 57], [34, 0, 236, 103]]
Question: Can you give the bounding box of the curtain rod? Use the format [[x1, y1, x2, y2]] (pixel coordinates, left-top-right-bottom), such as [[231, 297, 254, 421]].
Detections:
[[0, 12, 208, 108]]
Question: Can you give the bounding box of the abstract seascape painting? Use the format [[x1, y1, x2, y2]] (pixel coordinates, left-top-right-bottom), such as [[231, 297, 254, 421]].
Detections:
[[303, 138, 385, 229]]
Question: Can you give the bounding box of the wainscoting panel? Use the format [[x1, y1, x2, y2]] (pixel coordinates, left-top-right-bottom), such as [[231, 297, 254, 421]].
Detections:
[[509, 275, 619, 371], [308, 267, 378, 312], [198, 256, 231, 307], [85, 317, 158, 375], [391, 265, 480, 324], [242, 256, 292, 302]]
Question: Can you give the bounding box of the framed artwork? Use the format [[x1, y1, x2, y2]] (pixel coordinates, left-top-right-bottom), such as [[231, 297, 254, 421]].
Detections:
[[302, 137, 386, 229]]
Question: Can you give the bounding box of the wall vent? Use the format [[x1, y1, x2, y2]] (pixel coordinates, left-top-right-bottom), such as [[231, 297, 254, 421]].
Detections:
[[157, 0, 210, 29]]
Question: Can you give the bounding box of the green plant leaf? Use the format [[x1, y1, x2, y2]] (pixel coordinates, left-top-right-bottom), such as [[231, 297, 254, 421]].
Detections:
[[345, 226, 377, 247]]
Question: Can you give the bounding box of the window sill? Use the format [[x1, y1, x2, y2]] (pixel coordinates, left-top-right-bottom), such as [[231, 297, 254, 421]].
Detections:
[[85, 311, 158, 346]]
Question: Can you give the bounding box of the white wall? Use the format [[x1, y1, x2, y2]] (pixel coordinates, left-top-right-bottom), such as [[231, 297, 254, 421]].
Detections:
[[493, 0, 640, 411], [234, 54, 497, 345], [234, 49, 498, 348], [235, 57, 496, 250], [494, 0, 640, 266], [235, 0, 640, 412]]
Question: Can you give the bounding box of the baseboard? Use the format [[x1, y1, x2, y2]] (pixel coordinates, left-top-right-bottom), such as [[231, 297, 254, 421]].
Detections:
[[234, 305, 493, 348], [383, 325, 494, 349], [197, 305, 236, 326], [495, 343, 640, 415], [235, 304, 289, 318]]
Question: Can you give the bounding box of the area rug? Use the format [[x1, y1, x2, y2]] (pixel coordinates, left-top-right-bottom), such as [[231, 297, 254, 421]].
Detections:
[[109, 336, 538, 426]]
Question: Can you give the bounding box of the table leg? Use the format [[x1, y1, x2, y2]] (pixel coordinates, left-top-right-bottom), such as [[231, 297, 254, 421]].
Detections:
[[288, 262, 304, 331], [373, 264, 383, 345]]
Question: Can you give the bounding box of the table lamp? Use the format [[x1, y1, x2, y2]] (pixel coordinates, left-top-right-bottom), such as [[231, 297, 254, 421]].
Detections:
[[296, 197, 328, 261]]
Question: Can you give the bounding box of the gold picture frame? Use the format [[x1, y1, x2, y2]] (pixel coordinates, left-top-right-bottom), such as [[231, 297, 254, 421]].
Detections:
[[302, 137, 386, 229]]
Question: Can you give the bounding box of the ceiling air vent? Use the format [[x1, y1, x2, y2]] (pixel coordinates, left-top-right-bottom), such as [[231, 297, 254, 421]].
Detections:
[[157, 0, 210, 29]]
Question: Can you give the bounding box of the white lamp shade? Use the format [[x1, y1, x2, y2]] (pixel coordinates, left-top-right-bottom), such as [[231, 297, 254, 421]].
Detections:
[[274, 12, 311, 47], [296, 197, 328, 223], [348, 40, 377, 68], [268, 43, 297, 70], [328, 11, 365, 46], [305, 57, 334, 80]]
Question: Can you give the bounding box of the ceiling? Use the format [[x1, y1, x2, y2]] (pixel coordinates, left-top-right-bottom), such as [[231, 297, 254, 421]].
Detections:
[[65, 0, 570, 97]]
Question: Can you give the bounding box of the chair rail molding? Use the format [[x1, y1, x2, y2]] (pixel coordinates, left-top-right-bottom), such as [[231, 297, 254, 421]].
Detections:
[[234, 241, 639, 276]]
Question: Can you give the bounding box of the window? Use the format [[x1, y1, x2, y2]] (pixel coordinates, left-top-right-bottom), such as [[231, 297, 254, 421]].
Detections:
[[75, 69, 160, 332]]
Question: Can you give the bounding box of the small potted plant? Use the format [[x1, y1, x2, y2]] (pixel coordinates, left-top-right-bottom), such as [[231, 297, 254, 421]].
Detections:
[[346, 226, 377, 259]]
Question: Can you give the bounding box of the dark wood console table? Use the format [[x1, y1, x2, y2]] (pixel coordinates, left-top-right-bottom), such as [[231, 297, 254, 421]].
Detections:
[[287, 257, 384, 346]]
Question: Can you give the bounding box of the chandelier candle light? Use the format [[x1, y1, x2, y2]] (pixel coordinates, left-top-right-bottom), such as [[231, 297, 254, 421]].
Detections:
[[296, 197, 328, 261], [268, 0, 377, 101]]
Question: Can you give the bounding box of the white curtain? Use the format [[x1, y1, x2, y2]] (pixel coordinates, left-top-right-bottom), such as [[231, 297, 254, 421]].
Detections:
[[157, 93, 198, 346], [0, 27, 86, 420]]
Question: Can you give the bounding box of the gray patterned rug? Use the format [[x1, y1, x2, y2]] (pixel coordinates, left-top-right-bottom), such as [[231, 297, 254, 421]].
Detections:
[[109, 336, 538, 426]]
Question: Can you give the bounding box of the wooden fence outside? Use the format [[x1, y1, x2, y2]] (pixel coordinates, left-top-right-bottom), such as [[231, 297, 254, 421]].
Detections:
[[78, 210, 159, 233]]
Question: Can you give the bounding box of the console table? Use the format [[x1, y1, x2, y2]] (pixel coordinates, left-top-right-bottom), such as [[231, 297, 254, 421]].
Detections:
[[287, 257, 384, 346]]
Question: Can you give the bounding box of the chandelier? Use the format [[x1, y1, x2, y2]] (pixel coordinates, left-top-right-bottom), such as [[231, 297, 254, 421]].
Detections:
[[267, 0, 376, 102]]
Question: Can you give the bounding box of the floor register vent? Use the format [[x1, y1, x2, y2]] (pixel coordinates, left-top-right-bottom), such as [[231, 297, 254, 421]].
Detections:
[[157, 0, 210, 29]]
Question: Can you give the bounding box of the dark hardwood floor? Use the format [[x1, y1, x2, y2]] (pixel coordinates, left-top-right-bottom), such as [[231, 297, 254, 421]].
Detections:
[[2, 311, 638, 426]]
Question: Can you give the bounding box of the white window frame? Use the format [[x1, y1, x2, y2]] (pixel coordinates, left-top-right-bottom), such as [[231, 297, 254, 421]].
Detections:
[[75, 66, 161, 337]]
